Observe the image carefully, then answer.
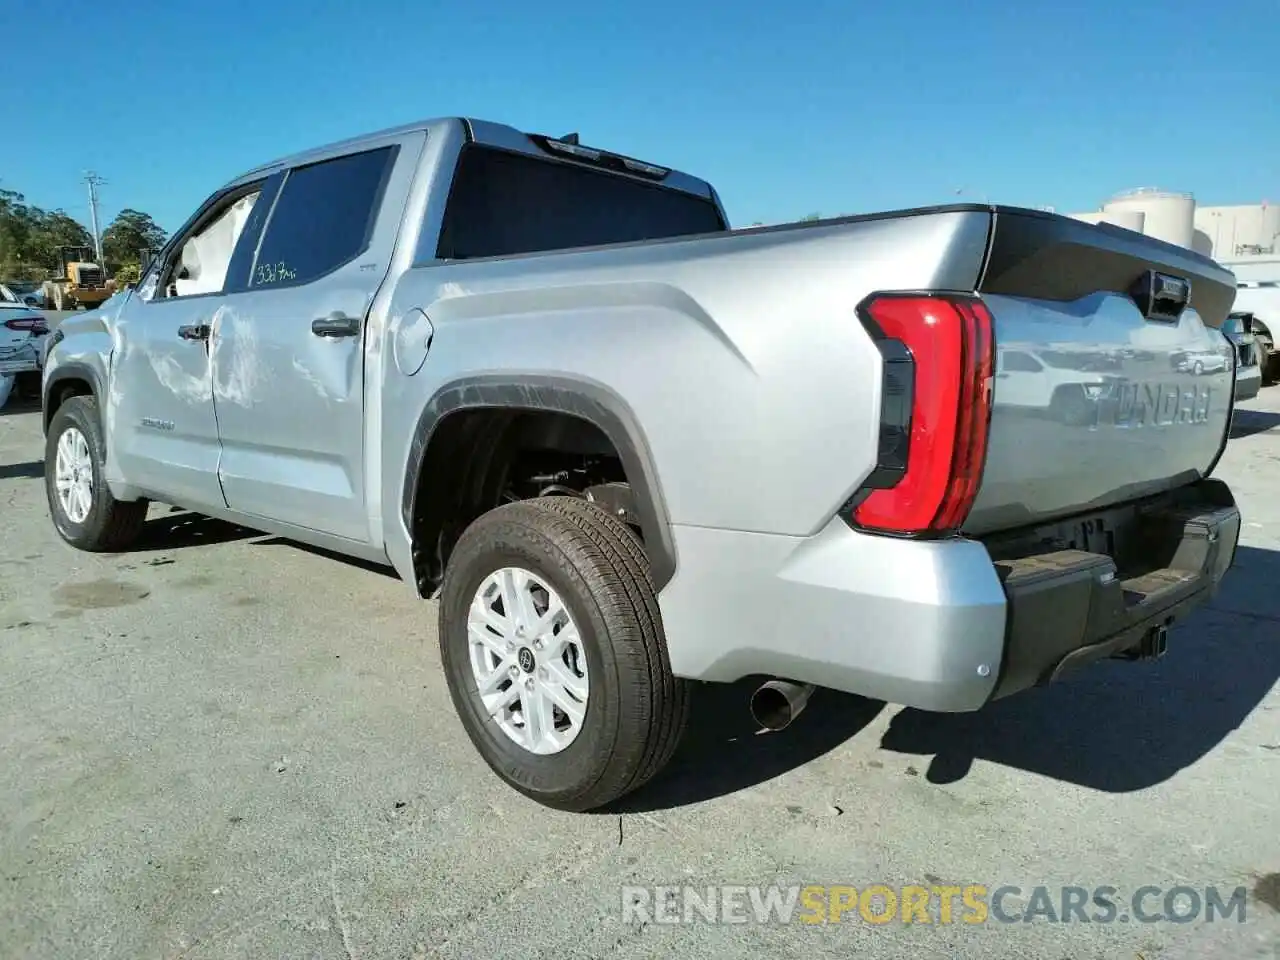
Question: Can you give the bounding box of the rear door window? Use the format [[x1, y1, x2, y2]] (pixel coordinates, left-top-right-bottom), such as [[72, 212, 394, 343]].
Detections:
[[252, 146, 397, 288]]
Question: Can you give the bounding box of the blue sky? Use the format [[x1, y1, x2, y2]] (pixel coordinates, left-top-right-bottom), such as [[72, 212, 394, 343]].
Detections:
[[6, 0, 1275, 235]]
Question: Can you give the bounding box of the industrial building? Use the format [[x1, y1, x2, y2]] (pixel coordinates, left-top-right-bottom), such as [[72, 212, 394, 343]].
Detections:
[[1067, 190, 1280, 281]]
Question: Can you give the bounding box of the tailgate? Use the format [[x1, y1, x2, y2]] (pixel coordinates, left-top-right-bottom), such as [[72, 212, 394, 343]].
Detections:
[[963, 208, 1238, 535]]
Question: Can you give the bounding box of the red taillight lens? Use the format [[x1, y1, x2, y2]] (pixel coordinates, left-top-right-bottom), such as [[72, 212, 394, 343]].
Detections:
[[4, 316, 48, 334], [850, 294, 995, 536]]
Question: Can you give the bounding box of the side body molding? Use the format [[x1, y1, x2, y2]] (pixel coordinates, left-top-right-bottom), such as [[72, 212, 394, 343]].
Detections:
[[401, 374, 678, 589]]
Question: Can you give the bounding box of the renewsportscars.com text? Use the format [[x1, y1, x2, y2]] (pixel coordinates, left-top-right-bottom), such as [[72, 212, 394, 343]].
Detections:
[[621, 883, 1250, 926]]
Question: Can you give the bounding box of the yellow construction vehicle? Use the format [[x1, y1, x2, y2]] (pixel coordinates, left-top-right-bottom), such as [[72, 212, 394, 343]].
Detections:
[[41, 246, 115, 311]]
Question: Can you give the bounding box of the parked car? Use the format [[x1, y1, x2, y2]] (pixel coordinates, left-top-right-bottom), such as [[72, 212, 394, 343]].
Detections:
[[1232, 281, 1280, 383], [0, 283, 49, 405], [1222, 312, 1262, 401], [41, 117, 1243, 811], [3, 280, 45, 307], [1170, 347, 1230, 376]]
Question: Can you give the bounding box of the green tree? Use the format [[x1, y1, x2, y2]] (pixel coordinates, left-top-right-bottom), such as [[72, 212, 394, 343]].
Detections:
[[0, 190, 95, 277], [26, 211, 94, 271], [0, 189, 37, 276], [102, 209, 168, 273]]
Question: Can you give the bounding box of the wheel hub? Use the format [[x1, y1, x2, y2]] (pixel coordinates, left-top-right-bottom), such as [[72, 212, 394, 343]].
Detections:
[[467, 567, 589, 755], [53, 426, 94, 525]]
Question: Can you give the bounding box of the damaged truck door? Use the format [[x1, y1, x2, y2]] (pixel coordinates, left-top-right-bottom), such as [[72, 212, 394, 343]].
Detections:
[[209, 134, 423, 544], [106, 179, 269, 508]]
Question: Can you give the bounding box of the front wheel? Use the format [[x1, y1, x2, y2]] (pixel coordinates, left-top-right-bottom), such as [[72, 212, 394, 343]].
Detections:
[[439, 496, 689, 811], [45, 396, 149, 551]]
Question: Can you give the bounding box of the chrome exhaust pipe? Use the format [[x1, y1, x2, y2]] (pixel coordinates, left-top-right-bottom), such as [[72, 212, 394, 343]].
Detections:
[[750, 679, 816, 731]]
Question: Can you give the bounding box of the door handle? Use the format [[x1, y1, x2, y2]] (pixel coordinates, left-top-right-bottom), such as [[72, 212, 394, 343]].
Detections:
[[178, 323, 210, 341], [311, 313, 361, 338]]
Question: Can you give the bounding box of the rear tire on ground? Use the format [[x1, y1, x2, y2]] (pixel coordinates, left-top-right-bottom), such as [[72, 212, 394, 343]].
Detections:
[[439, 496, 690, 811], [45, 395, 149, 551]]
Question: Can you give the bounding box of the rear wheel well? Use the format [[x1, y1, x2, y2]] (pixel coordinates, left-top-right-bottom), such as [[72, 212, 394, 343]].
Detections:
[[409, 409, 641, 596], [44, 377, 94, 432]]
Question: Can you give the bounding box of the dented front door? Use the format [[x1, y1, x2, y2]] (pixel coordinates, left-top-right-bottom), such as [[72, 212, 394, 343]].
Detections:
[[209, 133, 425, 544]]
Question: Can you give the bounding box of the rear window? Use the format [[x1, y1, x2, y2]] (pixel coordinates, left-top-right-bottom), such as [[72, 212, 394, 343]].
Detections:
[[436, 145, 724, 260]]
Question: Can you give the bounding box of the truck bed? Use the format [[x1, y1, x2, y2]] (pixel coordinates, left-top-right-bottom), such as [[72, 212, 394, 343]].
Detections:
[[401, 200, 1238, 541]]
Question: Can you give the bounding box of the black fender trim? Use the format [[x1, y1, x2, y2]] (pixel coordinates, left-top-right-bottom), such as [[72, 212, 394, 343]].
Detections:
[[402, 374, 677, 589], [42, 361, 105, 435]]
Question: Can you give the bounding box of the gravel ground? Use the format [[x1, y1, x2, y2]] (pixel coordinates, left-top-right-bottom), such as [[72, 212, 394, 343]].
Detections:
[[1, 388, 1279, 960]]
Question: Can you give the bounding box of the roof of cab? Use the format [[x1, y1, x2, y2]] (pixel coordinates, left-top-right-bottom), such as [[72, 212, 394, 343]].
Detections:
[[232, 116, 462, 183], [229, 116, 718, 202]]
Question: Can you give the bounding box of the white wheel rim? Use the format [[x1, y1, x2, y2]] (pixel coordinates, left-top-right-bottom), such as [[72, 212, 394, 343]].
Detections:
[[468, 567, 590, 755], [54, 426, 94, 524]]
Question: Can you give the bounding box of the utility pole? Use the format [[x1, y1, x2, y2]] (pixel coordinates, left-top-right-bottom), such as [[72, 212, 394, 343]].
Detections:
[[84, 172, 106, 265]]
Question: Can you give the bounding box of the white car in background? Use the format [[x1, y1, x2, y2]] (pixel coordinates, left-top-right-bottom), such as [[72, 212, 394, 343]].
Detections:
[[0, 283, 49, 407], [994, 346, 1123, 424]]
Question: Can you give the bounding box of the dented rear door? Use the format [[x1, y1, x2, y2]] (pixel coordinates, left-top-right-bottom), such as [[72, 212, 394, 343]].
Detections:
[[210, 131, 425, 543]]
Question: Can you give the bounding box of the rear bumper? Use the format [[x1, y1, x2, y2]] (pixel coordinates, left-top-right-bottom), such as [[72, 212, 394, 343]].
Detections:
[[1235, 364, 1262, 402], [658, 481, 1240, 713], [987, 482, 1239, 701], [0, 343, 42, 376]]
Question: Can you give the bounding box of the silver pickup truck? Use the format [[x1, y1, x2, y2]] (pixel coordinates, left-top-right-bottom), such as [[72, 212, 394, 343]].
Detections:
[[42, 117, 1243, 811]]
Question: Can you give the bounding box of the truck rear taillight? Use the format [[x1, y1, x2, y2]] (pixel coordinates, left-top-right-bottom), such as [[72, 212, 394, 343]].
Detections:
[[847, 293, 995, 537]]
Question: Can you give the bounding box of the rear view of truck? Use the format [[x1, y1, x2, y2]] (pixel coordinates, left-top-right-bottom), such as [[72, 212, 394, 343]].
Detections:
[[385, 124, 1243, 810], [843, 208, 1240, 704], [651, 202, 1241, 735]]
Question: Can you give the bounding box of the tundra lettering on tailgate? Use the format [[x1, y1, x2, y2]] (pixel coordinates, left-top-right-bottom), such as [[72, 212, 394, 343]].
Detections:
[[1110, 382, 1211, 429]]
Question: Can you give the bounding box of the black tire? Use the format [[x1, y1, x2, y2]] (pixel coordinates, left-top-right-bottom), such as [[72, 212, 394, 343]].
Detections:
[[439, 496, 690, 811], [45, 395, 149, 551], [1261, 340, 1277, 385]]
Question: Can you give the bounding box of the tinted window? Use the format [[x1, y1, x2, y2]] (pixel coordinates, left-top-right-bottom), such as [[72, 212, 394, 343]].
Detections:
[[252, 146, 395, 287], [437, 146, 724, 260]]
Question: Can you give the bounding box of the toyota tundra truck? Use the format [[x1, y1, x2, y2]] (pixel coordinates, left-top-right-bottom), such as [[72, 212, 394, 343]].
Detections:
[[41, 117, 1243, 811]]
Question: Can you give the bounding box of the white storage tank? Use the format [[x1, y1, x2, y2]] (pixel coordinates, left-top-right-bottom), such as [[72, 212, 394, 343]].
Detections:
[[1104, 188, 1196, 248], [1099, 209, 1145, 233], [1261, 203, 1280, 251]]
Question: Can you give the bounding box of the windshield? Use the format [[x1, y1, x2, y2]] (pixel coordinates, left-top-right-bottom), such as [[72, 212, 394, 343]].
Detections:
[[436, 145, 725, 260]]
